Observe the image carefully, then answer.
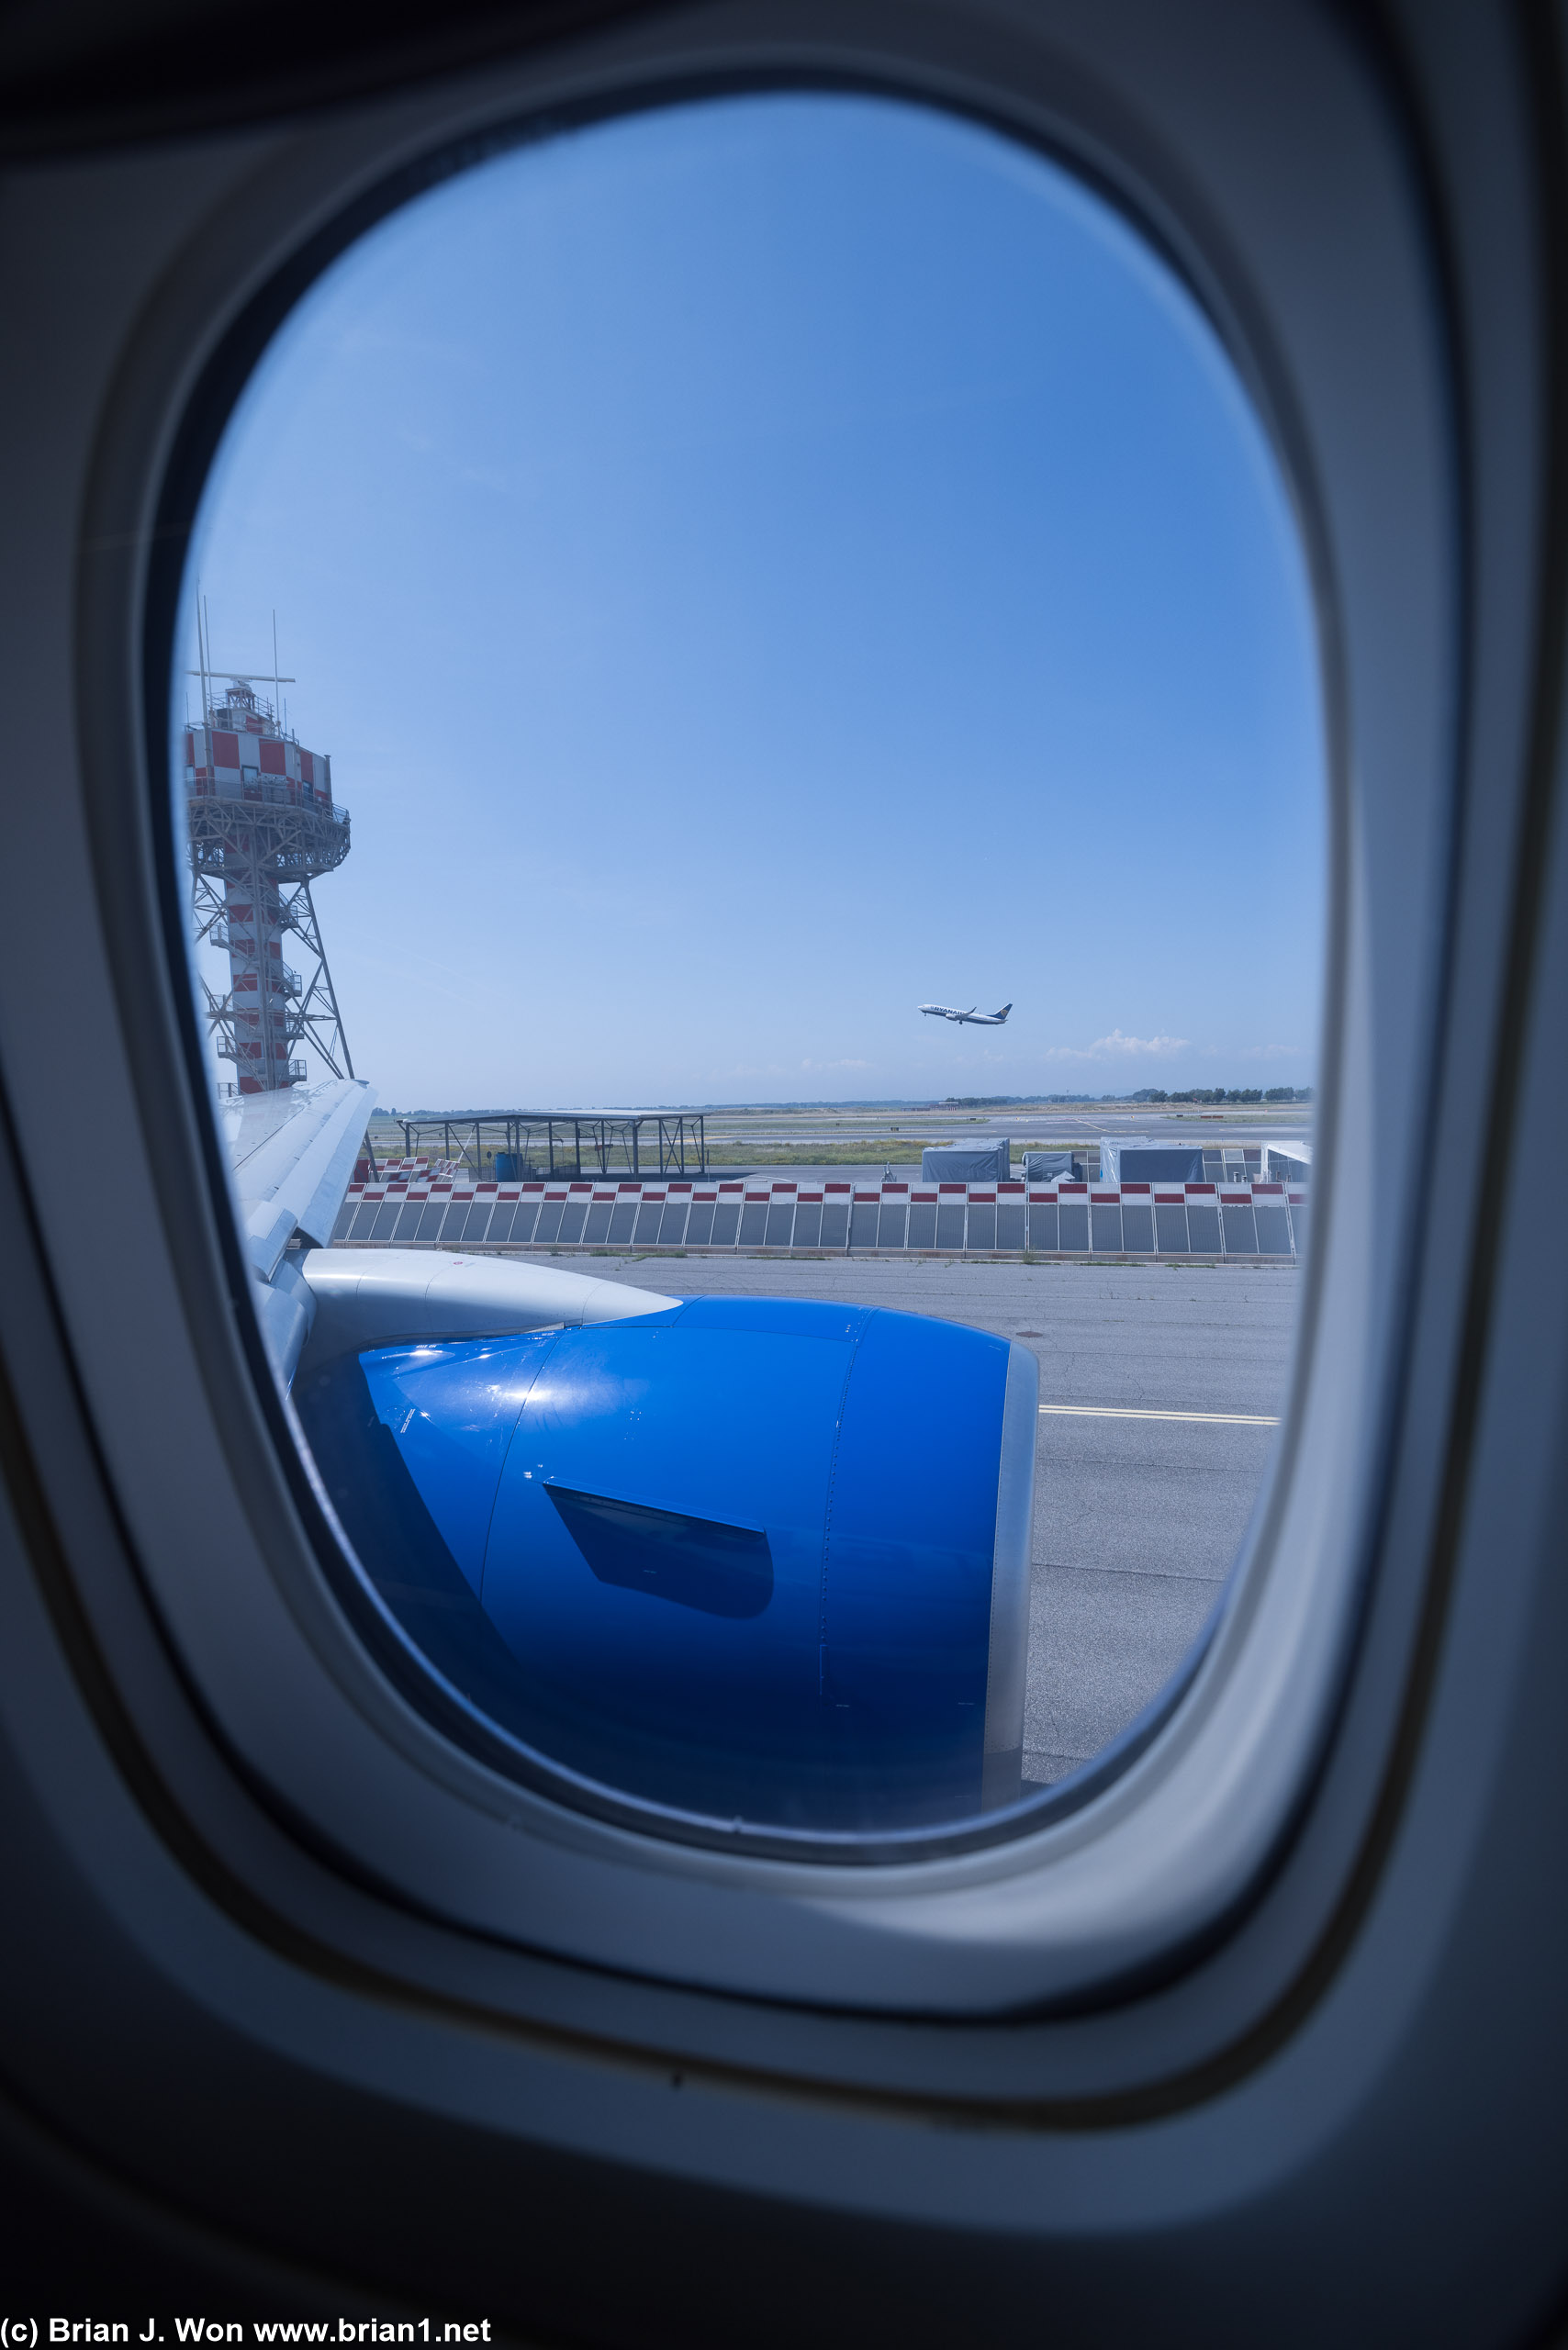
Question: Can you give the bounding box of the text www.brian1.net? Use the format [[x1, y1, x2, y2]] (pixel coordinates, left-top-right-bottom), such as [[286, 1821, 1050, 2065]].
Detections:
[[0, 2324, 493, 2344]]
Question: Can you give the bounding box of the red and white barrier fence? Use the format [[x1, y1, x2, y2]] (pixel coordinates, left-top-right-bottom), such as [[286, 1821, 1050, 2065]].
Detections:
[[329, 1175, 1305, 1258]]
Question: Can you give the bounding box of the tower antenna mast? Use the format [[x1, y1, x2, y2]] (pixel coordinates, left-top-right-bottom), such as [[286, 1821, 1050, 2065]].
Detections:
[[185, 633, 354, 1094]]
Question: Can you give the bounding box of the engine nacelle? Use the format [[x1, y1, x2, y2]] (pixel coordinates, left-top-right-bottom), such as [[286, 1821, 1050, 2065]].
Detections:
[[296, 1272, 1036, 1832]]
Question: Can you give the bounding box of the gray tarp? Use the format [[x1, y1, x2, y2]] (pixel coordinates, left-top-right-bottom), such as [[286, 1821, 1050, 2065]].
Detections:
[[1023, 1150, 1083, 1182], [1114, 1146, 1206, 1184], [921, 1142, 1011, 1182]]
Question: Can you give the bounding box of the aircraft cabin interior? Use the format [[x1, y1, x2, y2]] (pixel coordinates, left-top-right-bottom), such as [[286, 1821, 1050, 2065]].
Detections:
[[0, 0, 1564, 2339]]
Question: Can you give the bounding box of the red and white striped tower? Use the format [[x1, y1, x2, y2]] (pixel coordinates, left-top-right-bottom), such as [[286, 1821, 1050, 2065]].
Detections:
[[185, 662, 353, 1094]]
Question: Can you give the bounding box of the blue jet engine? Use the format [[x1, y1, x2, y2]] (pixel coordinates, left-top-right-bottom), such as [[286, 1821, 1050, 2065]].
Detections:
[[297, 1296, 1037, 1832]]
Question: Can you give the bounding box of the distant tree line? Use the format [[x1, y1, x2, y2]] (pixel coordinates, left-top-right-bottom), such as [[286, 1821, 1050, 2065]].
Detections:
[[1129, 1086, 1313, 1104], [935, 1090, 1316, 1107]]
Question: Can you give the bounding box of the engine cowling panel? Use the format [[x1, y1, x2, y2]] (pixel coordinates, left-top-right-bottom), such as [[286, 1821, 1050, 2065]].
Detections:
[[297, 1296, 1036, 1832]]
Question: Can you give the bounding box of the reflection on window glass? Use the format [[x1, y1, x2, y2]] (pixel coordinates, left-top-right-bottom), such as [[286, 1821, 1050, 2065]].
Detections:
[[181, 94, 1324, 1841]]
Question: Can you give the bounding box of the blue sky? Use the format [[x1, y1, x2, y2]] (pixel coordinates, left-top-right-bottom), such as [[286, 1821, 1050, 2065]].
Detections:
[[184, 92, 1325, 1109]]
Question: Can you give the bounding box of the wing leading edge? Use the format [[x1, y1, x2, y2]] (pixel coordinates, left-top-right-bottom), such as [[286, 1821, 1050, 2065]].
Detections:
[[220, 1075, 375, 1382]]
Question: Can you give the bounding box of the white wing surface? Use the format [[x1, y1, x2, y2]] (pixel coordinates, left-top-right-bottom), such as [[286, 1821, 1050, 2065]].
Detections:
[[222, 1076, 375, 1279], [218, 1076, 375, 1382]]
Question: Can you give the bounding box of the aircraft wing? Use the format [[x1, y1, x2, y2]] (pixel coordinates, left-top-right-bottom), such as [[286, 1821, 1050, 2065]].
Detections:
[[221, 1075, 376, 1279], [218, 1076, 375, 1382]]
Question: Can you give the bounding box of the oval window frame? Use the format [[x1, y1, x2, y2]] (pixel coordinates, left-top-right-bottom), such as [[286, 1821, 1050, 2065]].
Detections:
[[44, 0, 1462, 2069]]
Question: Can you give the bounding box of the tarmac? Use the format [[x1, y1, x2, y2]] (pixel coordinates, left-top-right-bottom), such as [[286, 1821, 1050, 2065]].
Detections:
[[584, 1249, 1298, 1788]]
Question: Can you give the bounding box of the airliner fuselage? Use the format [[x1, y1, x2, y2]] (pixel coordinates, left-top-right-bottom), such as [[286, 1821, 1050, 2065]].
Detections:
[[919, 1002, 1012, 1025]]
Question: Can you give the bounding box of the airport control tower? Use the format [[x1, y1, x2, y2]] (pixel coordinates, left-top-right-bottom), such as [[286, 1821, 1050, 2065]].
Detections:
[[185, 666, 354, 1093]]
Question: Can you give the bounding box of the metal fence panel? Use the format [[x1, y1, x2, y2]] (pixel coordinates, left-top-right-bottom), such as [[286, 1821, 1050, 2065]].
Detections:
[[393, 1196, 427, 1242], [629, 1196, 660, 1245], [1220, 1194, 1259, 1254], [1185, 1190, 1221, 1254], [765, 1196, 796, 1247], [711, 1196, 742, 1247], [451, 1193, 487, 1249], [1251, 1186, 1294, 1255], [1091, 1199, 1123, 1253], [1120, 1190, 1155, 1252], [1289, 1190, 1309, 1254], [346, 1193, 382, 1240], [1154, 1198, 1190, 1253], [659, 1196, 690, 1246], [1025, 1194, 1055, 1251], [685, 1196, 715, 1246]]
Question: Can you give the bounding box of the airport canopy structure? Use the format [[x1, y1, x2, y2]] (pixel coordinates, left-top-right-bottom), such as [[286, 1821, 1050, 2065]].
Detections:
[[392, 1110, 708, 1181]]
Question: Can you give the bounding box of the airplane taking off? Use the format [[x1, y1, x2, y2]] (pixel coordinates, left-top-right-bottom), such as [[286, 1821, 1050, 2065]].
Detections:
[[920, 1001, 1013, 1024]]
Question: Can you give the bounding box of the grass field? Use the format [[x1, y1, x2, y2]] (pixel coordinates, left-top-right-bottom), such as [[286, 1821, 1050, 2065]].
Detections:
[[708, 1139, 955, 1167]]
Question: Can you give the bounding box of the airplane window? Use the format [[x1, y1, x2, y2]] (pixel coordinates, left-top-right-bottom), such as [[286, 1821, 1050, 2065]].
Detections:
[[177, 92, 1323, 1846]]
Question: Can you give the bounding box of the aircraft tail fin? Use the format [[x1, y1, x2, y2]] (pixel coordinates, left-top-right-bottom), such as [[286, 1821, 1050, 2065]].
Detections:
[[994, 1003, 1012, 1021]]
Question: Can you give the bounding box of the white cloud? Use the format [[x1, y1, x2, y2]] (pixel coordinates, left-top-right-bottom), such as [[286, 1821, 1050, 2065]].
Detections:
[[1043, 1028, 1192, 1063], [801, 1058, 870, 1071]]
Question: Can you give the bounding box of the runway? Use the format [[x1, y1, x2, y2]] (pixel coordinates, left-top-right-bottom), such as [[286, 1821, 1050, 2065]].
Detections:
[[588, 1249, 1298, 1791]]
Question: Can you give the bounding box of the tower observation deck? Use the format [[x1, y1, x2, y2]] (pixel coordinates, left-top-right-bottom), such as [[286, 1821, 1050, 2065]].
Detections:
[[185, 675, 354, 1094]]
